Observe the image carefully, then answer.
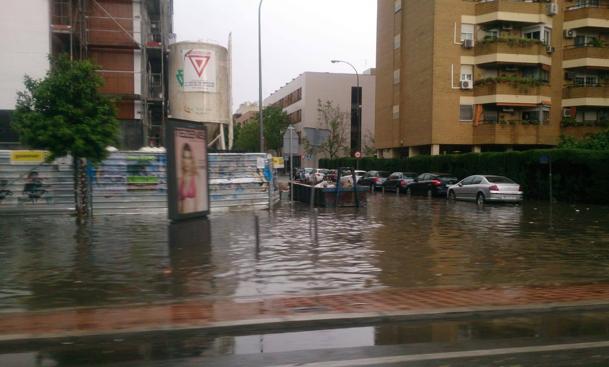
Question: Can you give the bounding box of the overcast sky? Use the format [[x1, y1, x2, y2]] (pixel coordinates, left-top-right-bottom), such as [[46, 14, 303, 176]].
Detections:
[[174, 0, 377, 112]]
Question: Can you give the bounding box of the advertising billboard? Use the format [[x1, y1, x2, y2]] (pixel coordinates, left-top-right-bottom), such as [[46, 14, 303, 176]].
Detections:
[[166, 119, 209, 221]]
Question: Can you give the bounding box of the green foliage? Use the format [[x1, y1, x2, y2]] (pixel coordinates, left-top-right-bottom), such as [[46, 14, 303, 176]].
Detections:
[[558, 129, 609, 151], [234, 120, 260, 152], [478, 36, 544, 48], [233, 106, 290, 153], [320, 149, 609, 204], [12, 55, 119, 163], [474, 76, 547, 89]]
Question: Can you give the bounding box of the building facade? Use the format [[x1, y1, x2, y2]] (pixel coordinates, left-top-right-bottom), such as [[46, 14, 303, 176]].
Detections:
[[376, 0, 609, 157], [264, 71, 376, 168], [0, 0, 173, 150]]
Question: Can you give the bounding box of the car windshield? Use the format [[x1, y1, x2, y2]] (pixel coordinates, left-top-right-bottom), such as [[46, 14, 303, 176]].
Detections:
[[486, 176, 515, 184]]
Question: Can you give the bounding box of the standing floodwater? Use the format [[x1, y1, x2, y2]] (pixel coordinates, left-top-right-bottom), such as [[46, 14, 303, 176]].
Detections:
[[1, 195, 609, 311]]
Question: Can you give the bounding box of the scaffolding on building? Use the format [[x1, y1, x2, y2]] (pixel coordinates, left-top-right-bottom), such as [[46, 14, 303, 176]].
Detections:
[[50, 0, 172, 148]]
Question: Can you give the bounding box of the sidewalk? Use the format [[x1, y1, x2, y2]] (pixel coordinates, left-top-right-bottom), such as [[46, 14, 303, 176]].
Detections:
[[3, 283, 609, 343]]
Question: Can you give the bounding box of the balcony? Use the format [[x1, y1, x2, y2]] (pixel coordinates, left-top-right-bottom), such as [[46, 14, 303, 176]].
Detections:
[[563, 46, 609, 69], [474, 78, 551, 104], [475, 39, 551, 65], [475, 0, 550, 23], [564, 3, 609, 28], [473, 122, 555, 145], [563, 84, 609, 100]]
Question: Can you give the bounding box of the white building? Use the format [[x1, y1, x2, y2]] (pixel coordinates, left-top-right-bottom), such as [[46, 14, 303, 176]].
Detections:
[[264, 71, 375, 168], [0, 0, 50, 148]]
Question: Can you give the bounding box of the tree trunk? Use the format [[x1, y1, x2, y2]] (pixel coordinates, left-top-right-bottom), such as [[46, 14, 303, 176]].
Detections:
[[73, 157, 89, 219]]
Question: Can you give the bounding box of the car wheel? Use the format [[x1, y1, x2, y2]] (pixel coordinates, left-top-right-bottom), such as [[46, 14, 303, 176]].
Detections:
[[448, 190, 456, 201], [476, 192, 485, 206]]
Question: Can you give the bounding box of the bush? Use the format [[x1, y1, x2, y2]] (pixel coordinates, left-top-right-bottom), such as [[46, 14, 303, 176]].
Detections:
[[320, 149, 609, 204]]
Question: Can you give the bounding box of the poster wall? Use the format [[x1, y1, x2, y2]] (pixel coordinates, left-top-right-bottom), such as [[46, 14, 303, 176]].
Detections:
[[167, 119, 209, 220]]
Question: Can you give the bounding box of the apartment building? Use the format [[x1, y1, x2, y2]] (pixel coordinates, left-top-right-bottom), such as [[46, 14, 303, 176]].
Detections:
[[264, 71, 376, 168], [376, 0, 609, 157], [0, 0, 173, 149]]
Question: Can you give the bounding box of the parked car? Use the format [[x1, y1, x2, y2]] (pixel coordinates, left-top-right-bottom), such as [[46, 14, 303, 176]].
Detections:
[[359, 171, 391, 190], [448, 175, 523, 204], [382, 172, 417, 192], [354, 170, 366, 182], [406, 173, 458, 197]]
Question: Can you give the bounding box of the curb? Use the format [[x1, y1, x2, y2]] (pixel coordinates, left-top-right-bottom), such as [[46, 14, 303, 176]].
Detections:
[[2, 300, 609, 351]]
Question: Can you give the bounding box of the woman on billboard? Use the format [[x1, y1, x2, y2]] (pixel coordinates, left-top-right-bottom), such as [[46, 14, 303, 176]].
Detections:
[[178, 143, 199, 213]]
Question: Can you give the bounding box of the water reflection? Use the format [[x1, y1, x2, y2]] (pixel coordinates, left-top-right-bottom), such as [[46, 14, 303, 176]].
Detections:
[[0, 195, 609, 311], [5, 311, 609, 366]]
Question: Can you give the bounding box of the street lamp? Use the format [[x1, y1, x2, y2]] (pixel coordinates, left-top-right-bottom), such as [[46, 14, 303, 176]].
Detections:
[[258, 0, 265, 153], [287, 124, 295, 202], [331, 60, 361, 155]]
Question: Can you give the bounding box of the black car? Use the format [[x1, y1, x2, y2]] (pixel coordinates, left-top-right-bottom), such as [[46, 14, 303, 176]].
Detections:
[[382, 172, 417, 192], [406, 173, 458, 197], [359, 170, 391, 190]]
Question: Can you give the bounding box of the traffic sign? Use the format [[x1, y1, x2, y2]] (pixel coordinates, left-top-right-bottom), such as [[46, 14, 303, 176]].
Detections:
[[354, 151, 362, 159]]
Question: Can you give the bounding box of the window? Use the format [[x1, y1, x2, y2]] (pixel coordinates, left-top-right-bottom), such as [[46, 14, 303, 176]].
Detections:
[[522, 109, 541, 122], [485, 109, 499, 122], [461, 24, 474, 43], [461, 176, 475, 185], [471, 176, 483, 185], [575, 34, 599, 47], [575, 0, 600, 8], [393, 105, 400, 119], [393, 69, 400, 84], [524, 25, 551, 45], [575, 75, 599, 86], [394, 34, 401, 49], [523, 68, 549, 82], [394, 0, 402, 12], [460, 65, 473, 82], [485, 29, 499, 40], [460, 105, 474, 121]]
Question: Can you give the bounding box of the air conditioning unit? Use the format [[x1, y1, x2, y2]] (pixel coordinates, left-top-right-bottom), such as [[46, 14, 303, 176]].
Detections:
[[546, 45, 555, 54], [564, 29, 577, 39], [547, 2, 558, 16], [502, 107, 514, 112], [460, 80, 473, 90], [462, 39, 474, 49]]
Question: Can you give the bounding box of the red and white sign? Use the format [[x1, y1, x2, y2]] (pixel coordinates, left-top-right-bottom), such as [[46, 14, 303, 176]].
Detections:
[[354, 151, 362, 158], [182, 49, 217, 92]]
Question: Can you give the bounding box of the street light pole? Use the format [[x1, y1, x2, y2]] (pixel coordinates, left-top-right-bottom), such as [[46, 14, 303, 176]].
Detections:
[[258, 0, 265, 153], [331, 59, 361, 154], [288, 125, 295, 202]]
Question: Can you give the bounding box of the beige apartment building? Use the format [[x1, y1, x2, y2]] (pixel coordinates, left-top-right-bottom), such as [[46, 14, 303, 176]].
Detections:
[[264, 71, 375, 168], [376, 0, 609, 157]]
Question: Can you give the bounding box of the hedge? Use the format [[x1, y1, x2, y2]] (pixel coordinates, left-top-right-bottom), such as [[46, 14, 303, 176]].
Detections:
[[319, 149, 609, 204]]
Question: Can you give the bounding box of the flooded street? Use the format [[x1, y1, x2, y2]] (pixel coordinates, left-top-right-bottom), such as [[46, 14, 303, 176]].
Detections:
[[1, 194, 609, 311]]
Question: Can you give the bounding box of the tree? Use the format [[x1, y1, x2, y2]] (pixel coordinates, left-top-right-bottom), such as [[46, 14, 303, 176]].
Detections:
[[362, 131, 377, 157], [305, 100, 349, 160], [233, 106, 290, 153], [558, 129, 609, 150], [12, 55, 119, 218]]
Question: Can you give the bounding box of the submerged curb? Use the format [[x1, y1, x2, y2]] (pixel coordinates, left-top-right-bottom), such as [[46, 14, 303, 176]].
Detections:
[[3, 300, 609, 350]]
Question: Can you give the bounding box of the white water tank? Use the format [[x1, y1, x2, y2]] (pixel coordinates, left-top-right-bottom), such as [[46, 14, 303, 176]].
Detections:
[[168, 41, 230, 136]]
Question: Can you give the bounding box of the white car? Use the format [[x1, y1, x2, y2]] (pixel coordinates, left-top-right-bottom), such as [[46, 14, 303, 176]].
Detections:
[[354, 170, 367, 183], [448, 175, 523, 204]]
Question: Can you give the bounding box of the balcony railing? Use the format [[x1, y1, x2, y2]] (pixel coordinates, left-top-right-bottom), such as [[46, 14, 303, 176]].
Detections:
[[565, 4, 609, 23], [473, 119, 554, 145], [561, 118, 609, 127], [563, 83, 609, 99], [563, 46, 609, 61], [475, 0, 549, 17], [474, 78, 551, 97], [475, 38, 550, 61]]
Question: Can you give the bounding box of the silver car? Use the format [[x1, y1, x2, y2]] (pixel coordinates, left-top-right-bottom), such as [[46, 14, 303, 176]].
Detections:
[[447, 175, 523, 204]]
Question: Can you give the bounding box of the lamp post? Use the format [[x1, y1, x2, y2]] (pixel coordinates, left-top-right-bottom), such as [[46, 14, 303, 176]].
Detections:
[[258, 0, 265, 153], [287, 125, 295, 202], [331, 60, 361, 155]]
